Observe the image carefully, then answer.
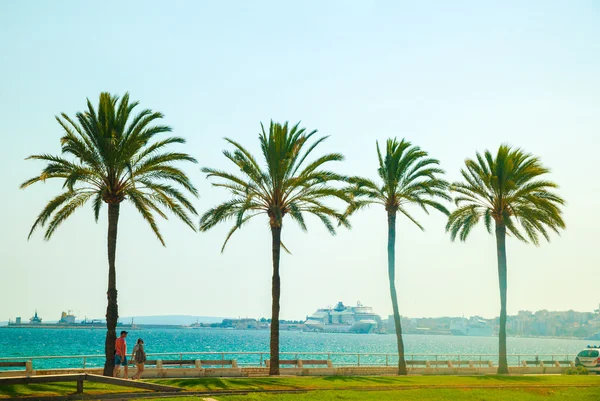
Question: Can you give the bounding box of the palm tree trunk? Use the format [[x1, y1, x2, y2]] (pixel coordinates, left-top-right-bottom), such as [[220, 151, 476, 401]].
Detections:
[[269, 225, 282, 376], [387, 211, 407, 375], [103, 203, 120, 376], [495, 221, 509, 374]]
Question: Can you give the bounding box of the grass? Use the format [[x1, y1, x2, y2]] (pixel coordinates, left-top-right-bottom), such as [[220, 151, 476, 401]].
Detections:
[[147, 374, 600, 391], [0, 382, 145, 398], [188, 388, 600, 400], [2, 375, 600, 399]]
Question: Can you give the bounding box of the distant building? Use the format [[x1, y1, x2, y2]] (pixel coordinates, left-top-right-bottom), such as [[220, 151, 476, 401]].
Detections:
[[221, 318, 259, 329]]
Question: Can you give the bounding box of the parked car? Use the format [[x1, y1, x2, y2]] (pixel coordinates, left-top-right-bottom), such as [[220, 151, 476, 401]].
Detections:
[[575, 346, 600, 372]]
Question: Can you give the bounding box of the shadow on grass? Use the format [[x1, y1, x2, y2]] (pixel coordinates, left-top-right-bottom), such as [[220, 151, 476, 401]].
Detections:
[[473, 375, 544, 383], [149, 378, 243, 391], [322, 376, 419, 385], [151, 375, 449, 391], [0, 382, 77, 398], [150, 377, 335, 391], [235, 378, 315, 390], [0, 381, 149, 398], [322, 375, 548, 387], [141, 374, 555, 395]]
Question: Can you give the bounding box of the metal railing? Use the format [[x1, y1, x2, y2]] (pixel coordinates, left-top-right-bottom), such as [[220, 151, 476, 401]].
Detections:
[[0, 352, 576, 370]]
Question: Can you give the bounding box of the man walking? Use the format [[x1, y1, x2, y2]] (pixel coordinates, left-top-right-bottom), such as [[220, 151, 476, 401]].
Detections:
[[113, 331, 129, 378]]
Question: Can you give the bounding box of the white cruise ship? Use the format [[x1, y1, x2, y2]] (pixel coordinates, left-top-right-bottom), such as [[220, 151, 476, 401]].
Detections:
[[304, 301, 382, 333], [450, 317, 494, 336]]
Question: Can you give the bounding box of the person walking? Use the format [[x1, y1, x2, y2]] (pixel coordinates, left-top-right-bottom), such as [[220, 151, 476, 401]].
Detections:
[[113, 331, 129, 379], [131, 338, 147, 380]]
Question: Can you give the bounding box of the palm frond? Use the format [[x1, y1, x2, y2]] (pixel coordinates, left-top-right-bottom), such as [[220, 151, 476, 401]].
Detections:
[[127, 190, 165, 246], [43, 191, 96, 240], [447, 145, 565, 244], [201, 121, 351, 250], [352, 138, 449, 228], [22, 92, 198, 244], [27, 191, 80, 239]]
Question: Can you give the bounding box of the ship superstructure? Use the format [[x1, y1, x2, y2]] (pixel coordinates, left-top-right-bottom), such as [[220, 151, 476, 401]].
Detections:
[[58, 311, 76, 324], [304, 301, 382, 333], [450, 317, 494, 336], [29, 310, 42, 324]]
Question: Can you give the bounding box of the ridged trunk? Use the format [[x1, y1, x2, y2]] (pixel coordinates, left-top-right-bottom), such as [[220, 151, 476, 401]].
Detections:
[[269, 225, 282, 375], [387, 211, 407, 375], [103, 203, 120, 376], [495, 221, 509, 374]]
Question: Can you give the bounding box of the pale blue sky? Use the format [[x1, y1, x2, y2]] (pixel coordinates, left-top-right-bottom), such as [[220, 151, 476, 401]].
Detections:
[[0, 1, 598, 322]]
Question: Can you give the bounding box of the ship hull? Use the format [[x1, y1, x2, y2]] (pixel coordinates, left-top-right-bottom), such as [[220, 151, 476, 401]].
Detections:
[[304, 323, 375, 334]]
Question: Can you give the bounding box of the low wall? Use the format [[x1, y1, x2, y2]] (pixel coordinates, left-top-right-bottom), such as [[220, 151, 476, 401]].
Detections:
[[0, 365, 571, 378], [270, 366, 570, 376]]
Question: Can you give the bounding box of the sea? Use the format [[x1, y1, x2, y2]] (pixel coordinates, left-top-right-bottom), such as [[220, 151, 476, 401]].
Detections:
[[0, 328, 593, 370]]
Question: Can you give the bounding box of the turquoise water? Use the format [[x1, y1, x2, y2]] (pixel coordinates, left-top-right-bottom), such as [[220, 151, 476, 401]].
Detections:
[[0, 328, 592, 369]]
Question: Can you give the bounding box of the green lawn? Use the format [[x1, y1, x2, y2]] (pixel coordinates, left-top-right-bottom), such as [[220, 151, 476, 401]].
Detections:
[[189, 388, 600, 401], [148, 375, 600, 391], [2, 375, 600, 399], [0, 382, 144, 398]]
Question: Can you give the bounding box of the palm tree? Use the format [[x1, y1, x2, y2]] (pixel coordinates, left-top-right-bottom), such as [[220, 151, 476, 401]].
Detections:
[[347, 138, 449, 375], [446, 145, 565, 374], [200, 121, 350, 375], [21, 92, 199, 376]]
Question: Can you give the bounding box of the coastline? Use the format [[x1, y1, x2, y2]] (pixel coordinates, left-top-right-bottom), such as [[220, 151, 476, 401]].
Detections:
[[0, 324, 593, 341]]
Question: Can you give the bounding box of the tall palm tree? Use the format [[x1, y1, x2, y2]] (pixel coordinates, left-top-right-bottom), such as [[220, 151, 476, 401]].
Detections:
[[446, 145, 565, 374], [21, 92, 199, 376], [200, 121, 351, 375], [347, 138, 449, 375]]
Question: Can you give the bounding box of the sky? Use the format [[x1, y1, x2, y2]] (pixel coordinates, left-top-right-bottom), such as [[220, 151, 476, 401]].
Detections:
[[0, 1, 598, 323]]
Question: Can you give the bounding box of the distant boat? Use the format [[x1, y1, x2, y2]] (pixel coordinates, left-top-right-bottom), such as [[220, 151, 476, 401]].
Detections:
[[58, 311, 76, 324], [3, 310, 138, 330], [450, 318, 493, 336], [304, 301, 382, 334], [188, 318, 203, 329]]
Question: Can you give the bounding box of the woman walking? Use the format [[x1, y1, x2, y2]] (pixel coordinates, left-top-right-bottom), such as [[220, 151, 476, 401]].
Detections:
[[131, 339, 146, 380]]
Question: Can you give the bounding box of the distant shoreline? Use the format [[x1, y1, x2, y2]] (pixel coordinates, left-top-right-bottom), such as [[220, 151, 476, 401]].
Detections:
[[1, 326, 136, 330], [1, 323, 160, 330], [0, 324, 593, 341]]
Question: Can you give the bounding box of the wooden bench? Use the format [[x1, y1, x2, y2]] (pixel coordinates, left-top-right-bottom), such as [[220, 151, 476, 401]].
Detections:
[[144, 359, 194, 367], [198, 360, 238, 368], [450, 360, 494, 368], [406, 360, 493, 368], [425, 360, 455, 368], [0, 361, 32, 374], [0, 362, 27, 368], [522, 360, 574, 368], [144, 359, 238, 368], [265, 359, 333, 368], [406, 360, 429, 366]]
